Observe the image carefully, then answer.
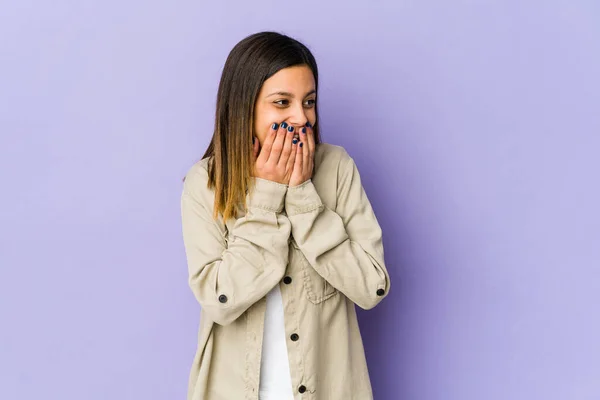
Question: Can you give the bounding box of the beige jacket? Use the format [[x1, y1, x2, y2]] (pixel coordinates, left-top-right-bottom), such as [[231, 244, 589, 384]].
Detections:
[[180, 143, 391, 400]]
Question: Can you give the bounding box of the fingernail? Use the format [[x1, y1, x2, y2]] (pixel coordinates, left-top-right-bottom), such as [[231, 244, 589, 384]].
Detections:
[[300, 142, 303, 147], [293, 139, 298, 144], [281, 122, 288, 129], [301, 127, 306, 134], [272, 123, 279, 130], [305, 122, 312, 128], [287, 125, 294, 132]]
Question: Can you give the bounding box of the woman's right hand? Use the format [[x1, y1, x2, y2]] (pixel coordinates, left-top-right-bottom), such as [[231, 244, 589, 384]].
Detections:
[[252, 122, 299, 185]]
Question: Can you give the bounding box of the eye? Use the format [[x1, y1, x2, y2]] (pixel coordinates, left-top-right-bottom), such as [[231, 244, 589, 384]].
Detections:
[[273, 99, 289, 106], [304, 99, 316, 107]]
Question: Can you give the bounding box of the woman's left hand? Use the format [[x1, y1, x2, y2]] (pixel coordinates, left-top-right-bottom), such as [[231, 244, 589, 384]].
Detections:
[[289, 122, 315, 187]]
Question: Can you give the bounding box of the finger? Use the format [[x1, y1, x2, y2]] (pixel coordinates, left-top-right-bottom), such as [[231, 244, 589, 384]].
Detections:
[[302, 123, 315, 174], [303, 123, 316, 159], [293, 139, 303, 181], [285, 134, 298, 174], [258, 123, 279, 164], [267, 122, 288, 165], [278, 124, 296, 168], [252, 136, 260, 160], [300, 128, 310, 173]]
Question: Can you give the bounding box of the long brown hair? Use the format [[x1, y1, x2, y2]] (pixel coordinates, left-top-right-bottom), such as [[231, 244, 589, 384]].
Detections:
[[198, 31, 321, 221]]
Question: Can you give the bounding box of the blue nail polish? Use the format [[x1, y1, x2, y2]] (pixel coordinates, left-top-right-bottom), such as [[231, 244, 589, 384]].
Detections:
[[301, 127, 306, 134], [305, 122, 312, 128], [287, 125, 294, 132], [281, 122, 288, 129], [300, 142, 303, 147], [293, 139, 298, 144], [272, 123, 279, 130]]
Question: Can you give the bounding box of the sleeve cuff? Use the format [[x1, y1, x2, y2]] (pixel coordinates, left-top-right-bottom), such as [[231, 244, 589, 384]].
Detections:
[[247, 177, 288, 212], [285, 179, 323, 216]]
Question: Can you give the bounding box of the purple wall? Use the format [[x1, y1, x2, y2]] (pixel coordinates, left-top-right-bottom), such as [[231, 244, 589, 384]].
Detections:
[[1, 1, 599, 399]]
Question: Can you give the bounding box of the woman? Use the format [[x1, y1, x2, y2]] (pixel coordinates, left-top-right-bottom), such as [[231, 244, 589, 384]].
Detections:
[[181, 31, 391, 400]]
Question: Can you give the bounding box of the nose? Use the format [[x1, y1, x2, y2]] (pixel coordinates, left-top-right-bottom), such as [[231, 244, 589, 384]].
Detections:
[[287, 104, 309, 129]]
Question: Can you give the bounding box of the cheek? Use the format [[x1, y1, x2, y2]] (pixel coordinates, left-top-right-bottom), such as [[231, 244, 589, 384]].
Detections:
[[256, 110, 282, 142], [307, 110, 317, 125]]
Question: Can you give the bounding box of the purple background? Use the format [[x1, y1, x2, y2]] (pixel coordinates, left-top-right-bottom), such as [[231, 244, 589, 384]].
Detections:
[[1, 1, 599, 399]]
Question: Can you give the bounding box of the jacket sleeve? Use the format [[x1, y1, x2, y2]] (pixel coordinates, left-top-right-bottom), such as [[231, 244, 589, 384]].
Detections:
[[284, 149, 390, 310], [181, 164, 291, 326]]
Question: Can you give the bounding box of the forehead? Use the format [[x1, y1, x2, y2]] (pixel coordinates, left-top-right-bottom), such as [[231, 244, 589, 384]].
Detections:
[[260, 65, 315, 94]]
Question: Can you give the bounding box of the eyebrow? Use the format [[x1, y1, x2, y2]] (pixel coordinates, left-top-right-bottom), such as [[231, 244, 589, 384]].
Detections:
[[266, 89, 316, 98]]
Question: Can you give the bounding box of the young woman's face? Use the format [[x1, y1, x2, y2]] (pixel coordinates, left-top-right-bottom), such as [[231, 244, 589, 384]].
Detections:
[[253, 64, 317, 146]]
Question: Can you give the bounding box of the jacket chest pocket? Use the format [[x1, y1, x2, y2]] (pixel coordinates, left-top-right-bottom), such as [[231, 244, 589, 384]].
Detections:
[[290, 241, 338, 304]]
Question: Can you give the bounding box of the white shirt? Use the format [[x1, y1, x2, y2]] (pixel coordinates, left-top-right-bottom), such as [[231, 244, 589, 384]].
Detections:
[[258, 284, 295, 400]]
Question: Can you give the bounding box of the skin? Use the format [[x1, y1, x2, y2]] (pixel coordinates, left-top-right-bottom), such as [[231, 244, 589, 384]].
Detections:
[[252, 65, 317, 187]]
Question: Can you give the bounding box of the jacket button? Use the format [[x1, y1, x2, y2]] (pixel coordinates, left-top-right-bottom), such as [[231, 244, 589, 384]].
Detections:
[[283, 276, 292, 284], [290, 333, 299, 341], [298, 385, 307, 393], [376, 288, 385, 296], [218, 294, 228, 303]]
